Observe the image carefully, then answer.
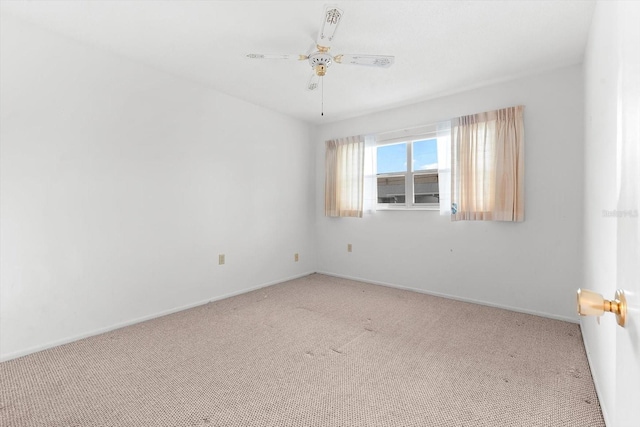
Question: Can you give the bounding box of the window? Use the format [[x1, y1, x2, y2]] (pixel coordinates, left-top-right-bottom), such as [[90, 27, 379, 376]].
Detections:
[[376, 136, 439, 209]]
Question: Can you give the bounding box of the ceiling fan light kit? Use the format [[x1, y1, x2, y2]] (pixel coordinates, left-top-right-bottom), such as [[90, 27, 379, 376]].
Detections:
[[309, 52, 332, 76]]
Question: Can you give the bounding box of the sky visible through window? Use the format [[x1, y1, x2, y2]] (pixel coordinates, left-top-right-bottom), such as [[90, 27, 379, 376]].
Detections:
[[377, 138, 438, 174]]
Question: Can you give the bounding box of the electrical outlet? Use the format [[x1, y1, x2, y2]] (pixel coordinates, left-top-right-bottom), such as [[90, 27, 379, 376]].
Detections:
[[294, 253, 299, 262], [347, 243, 352, 252], [218, 254, 225, 265]]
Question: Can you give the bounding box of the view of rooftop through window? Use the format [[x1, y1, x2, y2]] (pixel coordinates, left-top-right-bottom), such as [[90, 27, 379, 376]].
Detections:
[[377, 138, 439, 206]]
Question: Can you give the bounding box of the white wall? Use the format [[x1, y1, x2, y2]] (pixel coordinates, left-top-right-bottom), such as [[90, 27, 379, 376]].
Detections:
[[0, 15, 316, 360], [582, 2, 636, 425], [314, 65, 584, 322]]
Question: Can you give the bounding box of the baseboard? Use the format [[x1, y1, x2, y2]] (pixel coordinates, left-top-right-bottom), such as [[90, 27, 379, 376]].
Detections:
[[316, 271, 578, 324], [580, 320, 612, 427], [0, 271, 315, 362]]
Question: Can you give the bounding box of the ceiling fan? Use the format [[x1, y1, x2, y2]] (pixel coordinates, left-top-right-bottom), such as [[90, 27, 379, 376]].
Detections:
[[246, 4, 395, 92]]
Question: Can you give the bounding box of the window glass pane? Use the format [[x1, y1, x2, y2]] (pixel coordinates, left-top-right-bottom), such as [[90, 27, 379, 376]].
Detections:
[[414, 173, 439, 204], [377, 176, 405, 204], [412, 138, 438, 171], [377, 143, 407, 174]]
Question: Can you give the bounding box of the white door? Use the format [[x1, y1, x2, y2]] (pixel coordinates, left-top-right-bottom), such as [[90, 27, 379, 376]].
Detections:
[[614, 2, 640, 425]]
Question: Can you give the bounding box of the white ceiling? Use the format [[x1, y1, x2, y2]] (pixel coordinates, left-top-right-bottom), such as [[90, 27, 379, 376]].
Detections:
[[1, 0, 595, 124]]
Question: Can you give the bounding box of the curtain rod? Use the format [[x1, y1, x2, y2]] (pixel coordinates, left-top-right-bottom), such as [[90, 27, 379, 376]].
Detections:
[[373, 121, 450, 144], [375, 123, 437, 138]]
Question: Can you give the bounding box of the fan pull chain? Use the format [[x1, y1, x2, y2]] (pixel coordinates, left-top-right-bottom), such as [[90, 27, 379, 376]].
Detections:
[[321, 76, 324, 117]]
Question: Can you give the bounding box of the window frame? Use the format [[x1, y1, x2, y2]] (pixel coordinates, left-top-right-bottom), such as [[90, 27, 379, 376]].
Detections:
[[376, 131, 440, 211]]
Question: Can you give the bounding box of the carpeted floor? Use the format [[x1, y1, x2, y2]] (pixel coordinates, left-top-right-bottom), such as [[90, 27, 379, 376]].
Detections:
[[1, 274, 604, 426]]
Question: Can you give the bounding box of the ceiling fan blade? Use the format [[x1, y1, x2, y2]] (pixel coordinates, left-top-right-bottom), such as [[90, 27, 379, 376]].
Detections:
[[334, 54, 395, 68], [307, 73, 320, 91], [316, 5, 344, 49], [246, 54, 308, 60]]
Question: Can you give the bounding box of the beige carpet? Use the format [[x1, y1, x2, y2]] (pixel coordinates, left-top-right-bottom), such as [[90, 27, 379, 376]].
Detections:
[[1, 274, 604, 426]]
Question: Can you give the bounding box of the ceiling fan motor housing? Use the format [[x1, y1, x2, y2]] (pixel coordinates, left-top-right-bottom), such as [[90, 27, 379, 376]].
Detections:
[[309, 52, 332, 76]]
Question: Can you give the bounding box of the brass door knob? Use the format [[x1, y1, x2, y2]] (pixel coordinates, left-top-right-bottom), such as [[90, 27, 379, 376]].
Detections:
[[577, 288, 627, 327]]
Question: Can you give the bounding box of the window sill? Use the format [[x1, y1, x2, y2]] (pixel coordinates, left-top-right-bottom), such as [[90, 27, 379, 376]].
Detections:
[[375, 205, 439, 211]]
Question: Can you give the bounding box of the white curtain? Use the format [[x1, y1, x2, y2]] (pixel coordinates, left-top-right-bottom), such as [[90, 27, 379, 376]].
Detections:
[[363, 135, 377, 214], [436, 121, 452, 215], [325, 135, 365, 218], [450, 106, 525, 222]]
